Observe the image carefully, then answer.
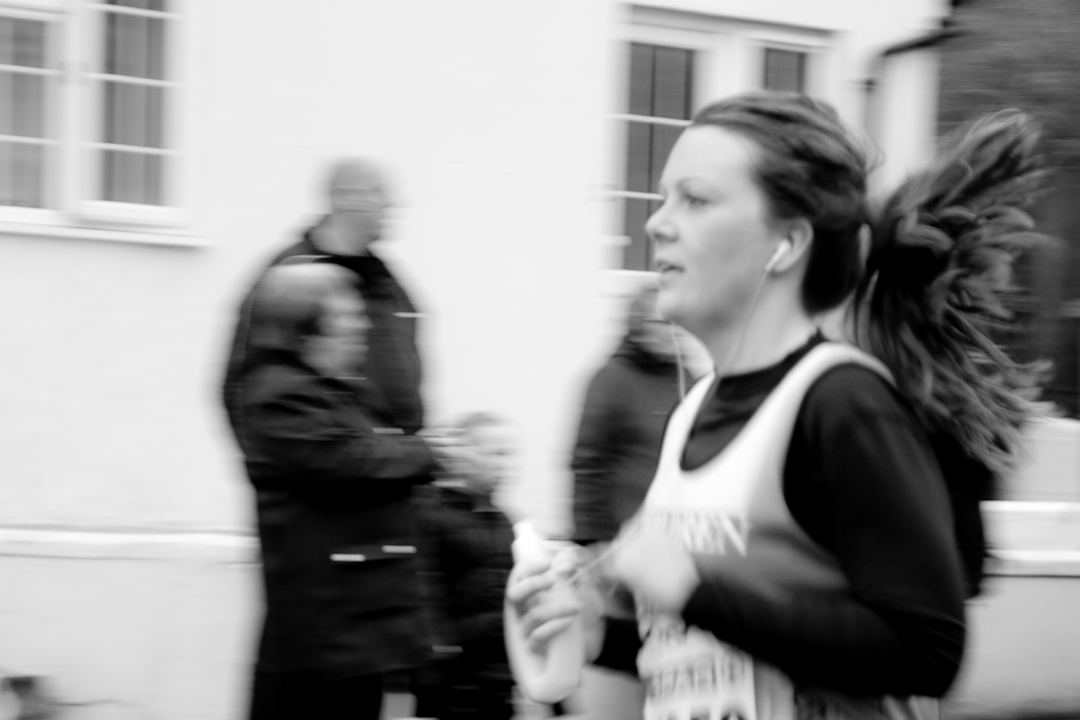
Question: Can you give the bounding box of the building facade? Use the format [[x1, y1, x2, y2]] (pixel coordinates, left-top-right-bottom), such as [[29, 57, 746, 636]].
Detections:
[[11, 2, 1052, 719]]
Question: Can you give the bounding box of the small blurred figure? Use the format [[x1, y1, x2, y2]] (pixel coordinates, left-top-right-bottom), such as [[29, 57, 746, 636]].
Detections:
[[570, 280, 695, 546], [234, 263, 438, 720], [414, 413, 518, 720]]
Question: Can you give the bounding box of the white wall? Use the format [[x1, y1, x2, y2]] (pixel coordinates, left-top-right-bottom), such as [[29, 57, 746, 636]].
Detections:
[[0, 529, 258, 719], [1, 0, 623, 536], [873, 47, 942, 194]]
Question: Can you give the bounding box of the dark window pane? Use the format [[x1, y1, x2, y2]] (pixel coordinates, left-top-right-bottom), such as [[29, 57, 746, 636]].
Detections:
[[622, 197, 660, 271], [628, 42, 655, 116], [0, 17, 47, 68], [625, 121, 684, 195], [107, 0, 167, 11], [650, 124, 682, 193], [763, 48, 806, 93], [105, 13, 165, 79], [625, 121, 651, 193], [103, 81, 164, 147], [101, 149, 163, 204], [653, 46, 693, 120], [0, 141, 45, 207], [0, 71, 47, 137]]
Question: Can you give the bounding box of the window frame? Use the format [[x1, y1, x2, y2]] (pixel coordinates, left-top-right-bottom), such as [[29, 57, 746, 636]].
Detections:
[[746, 31, 826, 97], [0, 0, 193, 236], [609, 24, 705, 272], [0, 3, 63, 211], [608, 7, 833, 272]]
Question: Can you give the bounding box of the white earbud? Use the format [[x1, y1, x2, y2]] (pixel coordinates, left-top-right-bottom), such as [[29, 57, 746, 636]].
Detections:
[[765, 242, 790, 272]]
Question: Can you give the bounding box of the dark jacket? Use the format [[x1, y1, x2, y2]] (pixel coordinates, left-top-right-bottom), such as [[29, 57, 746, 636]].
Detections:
[[415, 484, 515, 684], [239, 353, 436, 677], [412, 483, 516, 720], [571, 336, 689, 544], [223, 221, 425, 443]]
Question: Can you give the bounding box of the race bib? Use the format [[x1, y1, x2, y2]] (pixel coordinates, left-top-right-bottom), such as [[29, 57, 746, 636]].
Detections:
[[638, 615, 757, 720]]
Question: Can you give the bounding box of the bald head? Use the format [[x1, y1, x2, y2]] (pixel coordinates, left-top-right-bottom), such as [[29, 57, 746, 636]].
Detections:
[[321, 157, 390, 252], [327, 157, 384, 197]]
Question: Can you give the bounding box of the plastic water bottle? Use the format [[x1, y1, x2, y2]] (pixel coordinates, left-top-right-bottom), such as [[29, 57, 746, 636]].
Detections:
[[504, 520, 585, 703]]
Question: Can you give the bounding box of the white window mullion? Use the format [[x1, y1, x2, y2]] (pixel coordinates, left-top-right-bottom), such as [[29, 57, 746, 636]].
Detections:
[[58, 0, 86, 215], [84, 3, 176, 21], [86, 72, 173, 87], [611, 113, 691, 128]]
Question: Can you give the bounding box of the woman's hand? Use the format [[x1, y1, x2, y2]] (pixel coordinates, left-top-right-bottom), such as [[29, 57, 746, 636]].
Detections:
[[608, 520, 701, 614], [507, 547, 607, 659], [506, 552, 584, 654]]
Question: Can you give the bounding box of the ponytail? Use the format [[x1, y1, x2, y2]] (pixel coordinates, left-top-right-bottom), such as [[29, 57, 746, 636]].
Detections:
[[853, 110, 1052, 481]]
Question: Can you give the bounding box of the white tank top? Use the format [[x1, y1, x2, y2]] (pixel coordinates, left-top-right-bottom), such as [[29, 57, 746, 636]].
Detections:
[[636, 342, 937, 720]]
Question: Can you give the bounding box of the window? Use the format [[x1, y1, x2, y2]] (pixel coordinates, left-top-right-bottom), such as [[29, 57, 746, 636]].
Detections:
[[613, 9, 827, 271], [0, 14, 54, 208], [94, 0, 173, 206], [615, 42, 694, 272], [762, 47, 808, 93], [0, 0, 185, 230]]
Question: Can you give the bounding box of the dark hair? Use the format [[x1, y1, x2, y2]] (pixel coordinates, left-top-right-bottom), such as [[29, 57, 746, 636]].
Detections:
[[691, 92, 871, 313], [692, 92, 1048, 480], [852, 109, 1050, 480], [248, 263, 359, 356]]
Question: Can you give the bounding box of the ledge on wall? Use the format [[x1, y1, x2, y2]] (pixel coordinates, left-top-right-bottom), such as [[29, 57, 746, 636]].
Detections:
[[0, 220, 211, 248], [0, 527, 257, 564]]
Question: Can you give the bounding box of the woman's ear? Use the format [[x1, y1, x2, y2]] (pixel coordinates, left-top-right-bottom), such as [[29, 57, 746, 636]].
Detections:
[[769, 217, 813, 273]]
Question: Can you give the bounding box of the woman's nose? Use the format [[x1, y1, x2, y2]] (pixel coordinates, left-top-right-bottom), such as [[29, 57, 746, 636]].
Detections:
[[645, 204, 674, 245]]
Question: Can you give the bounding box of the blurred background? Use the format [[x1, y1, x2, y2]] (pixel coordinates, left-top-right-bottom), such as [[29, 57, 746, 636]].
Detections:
[[0, 0, 1077, 718]]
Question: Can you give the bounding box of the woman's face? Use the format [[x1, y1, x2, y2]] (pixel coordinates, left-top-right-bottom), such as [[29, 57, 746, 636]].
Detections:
[[317, 288, 370, 374], [646, 125, 783, 340]]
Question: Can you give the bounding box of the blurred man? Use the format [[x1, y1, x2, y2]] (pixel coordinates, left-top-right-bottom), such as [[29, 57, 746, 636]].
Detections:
[[571, 281, 694, 546], [566, 281, 697, 720], [221, 157, 430, 720], [223, 157, 424, 439]]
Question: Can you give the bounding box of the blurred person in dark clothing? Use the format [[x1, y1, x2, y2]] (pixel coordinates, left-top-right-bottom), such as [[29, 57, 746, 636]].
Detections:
[[223, 156, 424, 442], [414, 413, 518, 720], [570, 282, 694, 546], [236, 263, 438, 720]]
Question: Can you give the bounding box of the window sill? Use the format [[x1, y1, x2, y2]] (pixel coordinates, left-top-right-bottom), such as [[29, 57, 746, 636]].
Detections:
[[0, 218, 211, 248], [0, 526, 257, 563]]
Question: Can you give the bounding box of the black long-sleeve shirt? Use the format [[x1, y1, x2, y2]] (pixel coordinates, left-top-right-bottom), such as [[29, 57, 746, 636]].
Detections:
[[596, 335, 974, 698]]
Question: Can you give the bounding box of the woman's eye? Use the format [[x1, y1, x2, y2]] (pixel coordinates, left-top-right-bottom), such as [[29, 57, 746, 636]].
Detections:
[[684, 194, 706, 207]]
